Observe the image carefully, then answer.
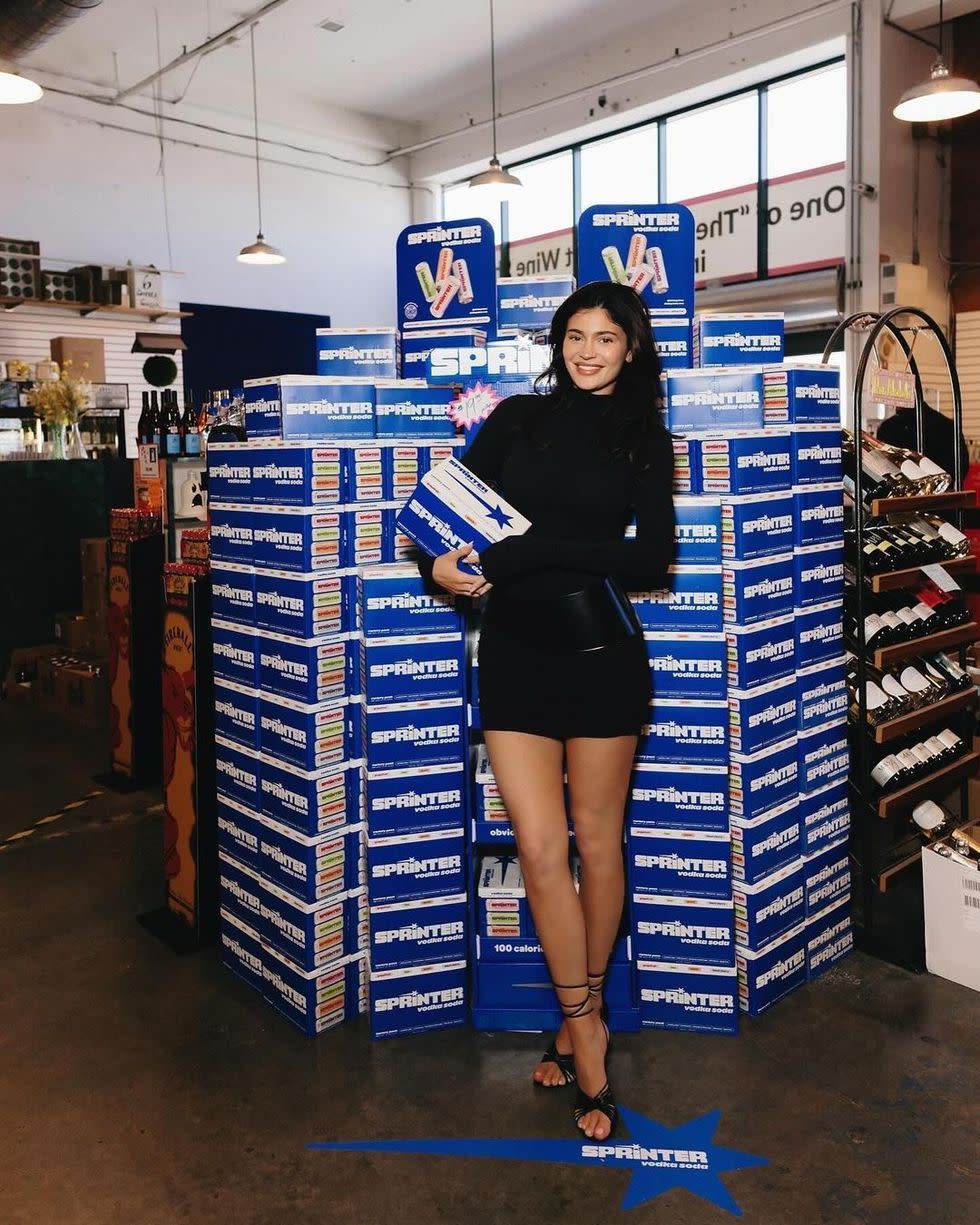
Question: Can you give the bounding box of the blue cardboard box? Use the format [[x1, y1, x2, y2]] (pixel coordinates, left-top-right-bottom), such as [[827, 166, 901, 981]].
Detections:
[[693, 313, 784, 366], [385, 442, 423, 503], [732, 858, 806, 951], [374, 384, 457, 439], [795, 599, 844, 668], [630, 566, 724, 634], [368, 892, 468, 971], [806, 898, 853, 980], [627, 762, 728, 834], [796, 656, 848, 732], [730, 798, 802, 886], [627, 827, 733, 901], [218, 850, 264, 929], [251, 440, 345, 505], [213, 679, 259, 750], [471, 746, 518, 845], [340, 444, 385, 503], [793, 542, 845, 609], [369, 959, 468, 1040], [258, 692, 349, 772], [725, 615, 796, 691], [263, 945, 367, 1037], [800, 779, 850, 855], [217, 795, 262, 871], [790, 423, 843, 487], [215, 734, 260, 810], [365, 762, 467, 839], [653, 318, 693, 370], [671, 435, 701, 495], [631, 894, 735, 967], [259, 756, 359, 836], [250, 506, 344, 572], [366, 826, 466, 906], [258, 817, 363, 904], [496, 276, 575, 334], [804, 836, 850, 916], [210, 564, 256, 626], [644, 632, 727, 702], [210, 505, 255, 566], [798, 719, 848, 792], [399, 327, 486, 378], [762, 364, 841, 426], [727, 674, 797, 756], [722, 554, 794, 626], [254, 568, 349, 639], [380, 501, 423, 563], [315, 327, 398, 378], [360, 632, 465, 706], [257, 631, 350, 705], [207, 445, 254, 503], [244, 375, 376, 440], [665, 367, 765, 432], [729, 736, 799, 823], [477, 854, 535, 938], [362, 698, 465, 772], [344, 504, 389, 568], [735, 922, 806, 1015], [720, 491, 794, 561], [211, 618, 258, 688], [638, 699, 729, 766], [359, 563, 463, 638], [220, 908, 266, 996], [261, 879, 366, 971], [637, 960, 739, 1034], [793, 483, 845, 548], [700, 429, 792, 496], [673, 496, 722, 564]]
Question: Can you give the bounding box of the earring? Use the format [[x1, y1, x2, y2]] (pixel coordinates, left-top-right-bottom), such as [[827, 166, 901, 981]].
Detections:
[[625, 352, 633, 363]]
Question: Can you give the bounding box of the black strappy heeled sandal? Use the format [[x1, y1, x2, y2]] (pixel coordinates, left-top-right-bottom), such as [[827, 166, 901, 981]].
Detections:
[[552, 984, 618, 1140], [534, 979, 587, 1088]]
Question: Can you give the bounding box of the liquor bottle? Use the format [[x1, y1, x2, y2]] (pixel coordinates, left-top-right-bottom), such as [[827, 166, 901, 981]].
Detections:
[[843, 430, 916, 506], [150, 390, 162, 450], [924, 652, 972, 692], [846, 655, 897, 725], [845, 597, 895, 650], [912, 799, 953, 837], [163, 390, 183, 457], [870, 753, 908, 793], [925, 516, 970, 559], [874, 434, 951, 493], [936, 726, 967, 762], [137, 391, 153, 445], [182, 390, 201, 457], [896, 661, 945, 706]]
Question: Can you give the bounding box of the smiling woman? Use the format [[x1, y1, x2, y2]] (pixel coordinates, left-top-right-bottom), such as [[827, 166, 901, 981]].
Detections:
[[422, 280, 675, 1144]]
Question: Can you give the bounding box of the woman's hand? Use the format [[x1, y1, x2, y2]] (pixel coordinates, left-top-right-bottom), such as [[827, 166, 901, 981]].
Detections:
[[431, 544, 493, 598]]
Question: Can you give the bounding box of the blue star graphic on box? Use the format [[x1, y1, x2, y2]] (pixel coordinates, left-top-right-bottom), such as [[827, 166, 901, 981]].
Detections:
[[309, 1106, 767, 1215]]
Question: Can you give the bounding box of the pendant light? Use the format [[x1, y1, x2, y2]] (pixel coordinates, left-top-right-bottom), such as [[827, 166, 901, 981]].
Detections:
[[237, 23, 285, 264], [893, 0, 980, 123], [468, 0, 521, 189], [0, 65, 42, 105]]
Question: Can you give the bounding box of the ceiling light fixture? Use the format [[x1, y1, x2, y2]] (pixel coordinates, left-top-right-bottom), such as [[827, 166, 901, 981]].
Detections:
[[893, 0, 980, 122], [0, 65, 43, 105], [468, 0, 521, 190], [237, 24, 286, 265]]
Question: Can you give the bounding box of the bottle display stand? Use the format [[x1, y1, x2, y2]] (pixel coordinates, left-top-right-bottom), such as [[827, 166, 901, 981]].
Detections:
[[825, 305, 979, 970]]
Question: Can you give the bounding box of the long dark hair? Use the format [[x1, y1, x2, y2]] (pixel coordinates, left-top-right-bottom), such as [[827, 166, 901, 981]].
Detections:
[[531, 280, 667, 470]]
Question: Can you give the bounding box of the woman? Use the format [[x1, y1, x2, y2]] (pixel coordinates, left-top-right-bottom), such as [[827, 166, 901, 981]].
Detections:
[[426, 281, 675, 1142]]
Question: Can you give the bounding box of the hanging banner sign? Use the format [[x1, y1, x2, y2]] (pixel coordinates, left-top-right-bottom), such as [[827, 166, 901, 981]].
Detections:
[[867, 367, 917, 408], [397, 217, 497, 335], [577, 204, 696, 321]]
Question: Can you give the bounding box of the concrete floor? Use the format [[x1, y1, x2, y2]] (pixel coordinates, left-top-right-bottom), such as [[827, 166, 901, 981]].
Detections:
[[3, 702, 980, 1225]]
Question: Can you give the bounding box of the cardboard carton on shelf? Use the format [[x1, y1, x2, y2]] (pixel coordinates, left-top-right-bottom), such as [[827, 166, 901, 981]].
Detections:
[[53, 611, 88, 653], [2, 643, 59, 704], [34, 654, 108, 727], [49, 337, 106, 384]]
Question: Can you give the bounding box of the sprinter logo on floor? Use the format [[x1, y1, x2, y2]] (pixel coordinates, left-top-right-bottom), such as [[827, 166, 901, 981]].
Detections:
[[308, 1106, 767, 1212]]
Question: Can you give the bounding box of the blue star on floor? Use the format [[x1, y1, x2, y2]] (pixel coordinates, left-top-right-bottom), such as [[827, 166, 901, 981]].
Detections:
[[308, 1106, 767, 1215]]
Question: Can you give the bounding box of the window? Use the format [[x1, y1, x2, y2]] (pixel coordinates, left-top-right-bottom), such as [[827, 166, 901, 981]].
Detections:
[[442, 181, 502, 242], [665, 93, 759, 201], [580, 125, 659, 213], [767, 63, 846, 179], [504, 151, 573, 243]]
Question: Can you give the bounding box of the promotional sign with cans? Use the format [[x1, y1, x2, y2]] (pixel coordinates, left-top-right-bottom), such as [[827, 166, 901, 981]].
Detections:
[[396, 217, 497, 334]]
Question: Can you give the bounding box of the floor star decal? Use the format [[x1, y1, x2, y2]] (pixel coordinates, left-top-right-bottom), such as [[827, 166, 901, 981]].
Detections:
[[308, 1106, 767, 1215]]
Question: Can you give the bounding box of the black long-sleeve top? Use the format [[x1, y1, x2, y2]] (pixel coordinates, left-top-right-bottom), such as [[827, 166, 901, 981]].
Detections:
[[424, 390, 675, 598]]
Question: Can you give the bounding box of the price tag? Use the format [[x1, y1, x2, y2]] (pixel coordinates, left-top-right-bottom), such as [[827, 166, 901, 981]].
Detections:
[[137, 443, 159, 478], [921, 564, 962, 594]]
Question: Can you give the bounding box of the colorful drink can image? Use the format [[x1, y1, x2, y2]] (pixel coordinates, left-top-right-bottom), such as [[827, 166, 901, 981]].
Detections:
[[415, 261, 437, 302], [626, 232, 647, 271], [601, 245, 628, 285], [628, 264, 654, 293], [645, 246, 669, 293], [430, 276, 460, 319], [436, 246, 455, 285], [453, 258, 474, 304]]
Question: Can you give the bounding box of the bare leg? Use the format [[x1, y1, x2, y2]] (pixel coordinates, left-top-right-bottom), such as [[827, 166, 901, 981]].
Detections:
[[483, 731, 584, 1090], [564, 734, 636, 1138]]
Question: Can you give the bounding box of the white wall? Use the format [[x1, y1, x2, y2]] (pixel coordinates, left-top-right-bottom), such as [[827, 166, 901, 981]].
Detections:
[[0, 94, 415, 326]]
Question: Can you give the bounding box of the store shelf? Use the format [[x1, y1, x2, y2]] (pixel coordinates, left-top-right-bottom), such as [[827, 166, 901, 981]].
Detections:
[[876, 848, 922, 892], [876, 751, 980, 819], [870, 555, 977, 593], [873, 688, 978, 743], [0, 296, 191, 322], [869, 490, 976, 516], [872, 622, 979, 669]]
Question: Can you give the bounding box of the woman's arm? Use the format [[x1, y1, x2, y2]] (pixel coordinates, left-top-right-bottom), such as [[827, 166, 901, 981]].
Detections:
[[478, 429, 676, 591]]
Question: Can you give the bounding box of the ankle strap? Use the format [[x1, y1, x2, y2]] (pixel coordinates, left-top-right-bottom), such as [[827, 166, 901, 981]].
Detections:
[[552, 980, 594, 1020], [587, 968, 607, 998]]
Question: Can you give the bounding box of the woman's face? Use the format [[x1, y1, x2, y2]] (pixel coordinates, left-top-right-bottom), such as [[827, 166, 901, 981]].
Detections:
[[562, 307, 630, 396]]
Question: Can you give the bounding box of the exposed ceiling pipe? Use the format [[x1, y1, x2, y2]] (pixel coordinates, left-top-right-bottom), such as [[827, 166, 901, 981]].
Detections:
[[111, 0, 296, 103], [0, 0, 102, 60]]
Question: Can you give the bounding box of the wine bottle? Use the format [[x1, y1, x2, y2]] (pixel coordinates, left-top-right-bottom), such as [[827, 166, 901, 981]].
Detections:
[[843, 430, 916, 506], [183, 390, 201, 457], [164, 390, 183, 457], [137, 391, 153, 445]]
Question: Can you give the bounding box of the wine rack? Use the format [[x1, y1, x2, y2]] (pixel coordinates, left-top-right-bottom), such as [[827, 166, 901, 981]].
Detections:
[[825, 305, 979, 970]]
